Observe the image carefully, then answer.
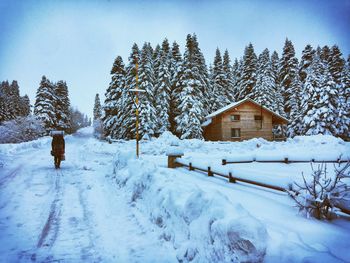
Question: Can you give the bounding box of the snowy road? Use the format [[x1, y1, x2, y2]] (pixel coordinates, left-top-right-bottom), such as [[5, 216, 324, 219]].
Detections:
[[0, 129, 174, 262]]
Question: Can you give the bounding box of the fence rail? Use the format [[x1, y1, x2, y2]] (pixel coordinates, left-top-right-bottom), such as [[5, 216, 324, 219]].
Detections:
[[222, 158, 349, 165], [175, 159, 350, 216]]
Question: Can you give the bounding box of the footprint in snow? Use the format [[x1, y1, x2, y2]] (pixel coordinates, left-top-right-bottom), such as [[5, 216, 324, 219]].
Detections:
[[82, 166, 94, 171]]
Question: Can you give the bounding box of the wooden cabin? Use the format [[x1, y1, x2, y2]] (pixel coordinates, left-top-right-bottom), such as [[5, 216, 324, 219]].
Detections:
[[202, 98, 288, 141]]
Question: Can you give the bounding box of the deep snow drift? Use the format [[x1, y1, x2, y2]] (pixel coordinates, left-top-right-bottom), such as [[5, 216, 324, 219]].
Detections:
[[0, 127, 349, 262], [113, 149, 267, 262], [111, 132, 350, 262]]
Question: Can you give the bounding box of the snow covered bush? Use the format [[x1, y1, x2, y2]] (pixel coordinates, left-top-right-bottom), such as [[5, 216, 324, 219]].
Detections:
[[112, 149, 268, 262], [289, 162, 350, 220], [0, 116, 45, 143]]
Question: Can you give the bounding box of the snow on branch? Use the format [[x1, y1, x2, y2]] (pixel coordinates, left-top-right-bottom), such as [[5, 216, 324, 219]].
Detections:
[[288, 162, 350, 220]]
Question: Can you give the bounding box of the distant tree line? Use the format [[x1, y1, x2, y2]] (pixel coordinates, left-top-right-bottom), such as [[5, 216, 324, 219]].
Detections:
[[0, 77, 91, 143], [0, 80, 40, 143], [102, 34, 349, 140], [0, 80, 30, 122]]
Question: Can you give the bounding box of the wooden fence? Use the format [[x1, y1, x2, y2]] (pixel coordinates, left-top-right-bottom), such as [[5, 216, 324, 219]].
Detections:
[[222, 158, 348, 165], [180, 161, 286, 192], [173, 158, 350, 216]]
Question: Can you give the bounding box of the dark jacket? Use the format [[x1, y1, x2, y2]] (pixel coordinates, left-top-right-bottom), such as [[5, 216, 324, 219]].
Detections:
[[52, 135, 65, 156]]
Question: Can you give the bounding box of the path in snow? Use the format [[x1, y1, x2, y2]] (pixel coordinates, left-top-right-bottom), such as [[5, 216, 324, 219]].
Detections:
[[0, 129, 174, 262]]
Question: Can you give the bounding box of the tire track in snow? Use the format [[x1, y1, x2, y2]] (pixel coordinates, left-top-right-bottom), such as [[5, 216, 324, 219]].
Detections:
[[76, 182, 102, 262], [36, 170, 63, 249], [0, 165, 22, 188]]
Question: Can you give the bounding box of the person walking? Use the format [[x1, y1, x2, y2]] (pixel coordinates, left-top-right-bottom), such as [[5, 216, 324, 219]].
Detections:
[[51, 132, 65, 169]]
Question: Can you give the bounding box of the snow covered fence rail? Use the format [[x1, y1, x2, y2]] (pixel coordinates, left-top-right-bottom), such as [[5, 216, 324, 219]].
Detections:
[[171, 156, 350, 216], [174, 158, 286, 192], [222, 157, 349, 165]]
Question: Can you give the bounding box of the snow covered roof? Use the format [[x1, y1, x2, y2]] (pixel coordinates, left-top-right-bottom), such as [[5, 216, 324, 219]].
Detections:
[[201, 118, 212, 127], [205, 98, 289, 123]]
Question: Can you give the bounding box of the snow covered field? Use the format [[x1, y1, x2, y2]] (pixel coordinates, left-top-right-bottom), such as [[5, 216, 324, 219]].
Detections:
[[0, 127, 349, 262]]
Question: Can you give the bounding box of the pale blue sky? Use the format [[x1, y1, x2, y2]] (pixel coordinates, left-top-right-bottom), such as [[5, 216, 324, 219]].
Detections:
[[0, 0, 349, 117]]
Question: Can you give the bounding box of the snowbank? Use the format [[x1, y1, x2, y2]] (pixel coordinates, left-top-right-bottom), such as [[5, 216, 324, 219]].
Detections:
[[112, 149, 268, 262], [0, 136, 52, 156], [139, 132, 349, 165]]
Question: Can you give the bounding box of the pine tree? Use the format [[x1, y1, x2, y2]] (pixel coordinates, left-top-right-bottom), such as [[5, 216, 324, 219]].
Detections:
[[19, 95, 31, 117], [175, 34, 205, 139], [93, 93, 102, 121], [93, 93, 103, 137], [34, 76, 57, 132], [191, 34, 211, 116], [286, 73, 303, 137], [222, 49, 235, 102], [270, 51, 284, 115], [209, 48, 229, 112], [123, 43, 140, 139], [169, 41, 183, 134], [138, 42, 158, 139], [93, 94, 102, 123], [231, 58, 242, 101], [279, 39, 299, 118], [0, 80, 22, 121], [153, 44, 161, 88], [320, 45, 331, 65], [55, 81, 71, 132], [271, 51, 280, 81], [338, 54, 350, 139], [0, 81, 14, 122], [155, 38, 172, 134], [299, 45, 315, 83], [9, 81, 22, 117], [103, 56, 126, 138], [251, 49, 276, 109], [298, 52, 339, 135], [291, 73, 303, 116], [329, 45, 345, 85], [329, 45, 347, 137], [0, 82, 7, 123], [238, 43, 257, 100]]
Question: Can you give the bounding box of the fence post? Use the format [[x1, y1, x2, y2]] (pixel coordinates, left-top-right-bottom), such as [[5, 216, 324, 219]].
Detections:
[[222, 159, 227, 165], [167, 154, 184, 168], [208, 167, 213, 176], [229, 172, 236, 183], [166, 146, 184, 168]]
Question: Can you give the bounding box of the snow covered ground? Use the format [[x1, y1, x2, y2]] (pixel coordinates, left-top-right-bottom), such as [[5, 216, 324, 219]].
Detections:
[[0, 127, 349, 262]]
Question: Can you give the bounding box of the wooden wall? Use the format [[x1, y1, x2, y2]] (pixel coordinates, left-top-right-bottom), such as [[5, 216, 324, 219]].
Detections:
[[203, 116, 222, 141], [204, 101, 275, 141]]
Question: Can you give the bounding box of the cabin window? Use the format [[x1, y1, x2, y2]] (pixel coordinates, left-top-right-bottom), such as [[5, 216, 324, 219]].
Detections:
[[231, 128, 241, 138], [254, 115, 263, 121], [230, 115, 240, 121]]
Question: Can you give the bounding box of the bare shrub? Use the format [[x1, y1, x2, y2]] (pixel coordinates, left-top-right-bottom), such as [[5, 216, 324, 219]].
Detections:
[[289, 162, 350, 220]]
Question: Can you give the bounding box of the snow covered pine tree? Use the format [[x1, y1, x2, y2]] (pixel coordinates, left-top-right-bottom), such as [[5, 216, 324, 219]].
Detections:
[[93, 93, 103, 138], [34, 76, 57, 133], [103, 56, 126, 139]]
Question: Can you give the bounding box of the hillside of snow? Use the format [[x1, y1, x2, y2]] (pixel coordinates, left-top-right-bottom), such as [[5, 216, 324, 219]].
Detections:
[[0, 128, 349, 262]]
